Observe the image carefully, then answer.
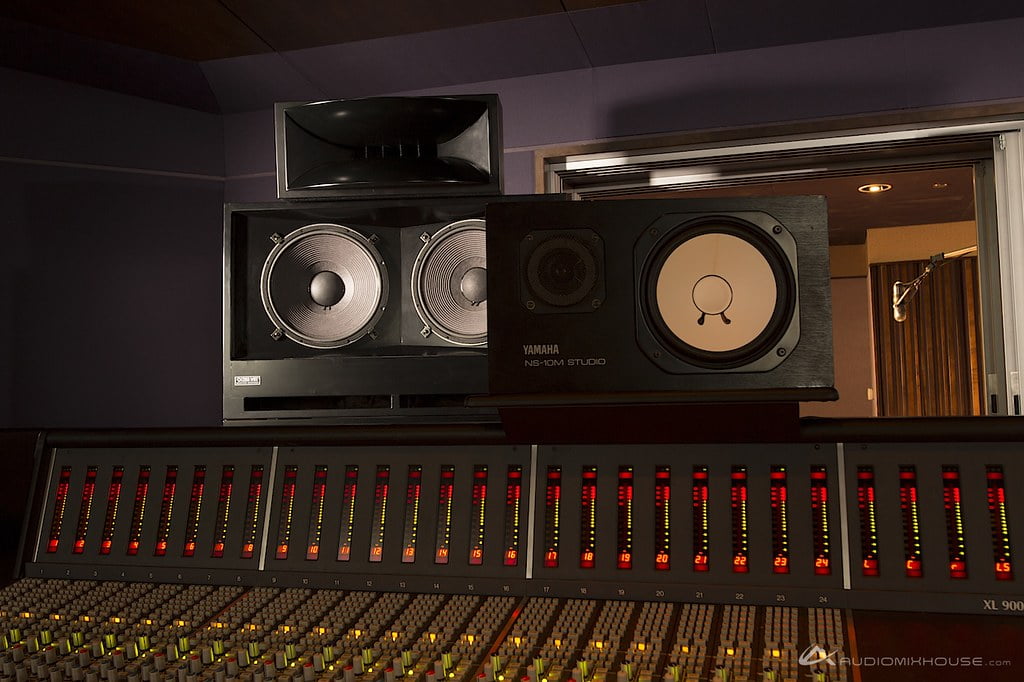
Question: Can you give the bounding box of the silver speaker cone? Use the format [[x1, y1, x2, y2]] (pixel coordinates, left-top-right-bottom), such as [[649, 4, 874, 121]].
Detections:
[[261, 223, 388, 349], [411, 219, 487, 346]]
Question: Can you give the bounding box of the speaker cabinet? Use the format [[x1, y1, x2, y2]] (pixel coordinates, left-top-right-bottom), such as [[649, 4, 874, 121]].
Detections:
[[275, 95, 502, 200], [482, 197, 836, 405], [224, 195, 546, 424]]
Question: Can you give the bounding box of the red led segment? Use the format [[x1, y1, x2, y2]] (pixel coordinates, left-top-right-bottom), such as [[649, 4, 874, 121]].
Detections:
[[617, 466, 634, 569], [45, 466, 73, 554], [769, 466, 789, 574], [731, 466, 749, 573], [337, 465, 358, 561], [99, 467, 124, 556], [435, 466, 455, 564], [810, 466, 831, 576], [182, 466, 206, 557], [369, 465, 390, 563], [306, 466, 328, 560], [402, 466, 423, 564], [503, 466, 523, 567], [654, 466, 671, 571], [580, 466, 598, 569], [987, 466, 1014, 581], [154, 466, 179, 557], [692, 466, 710, 572], [942, 466, 968, 579], [543, 467, 562, 568], [857, 466, 880, 576], [274, 466, 298, 560], [240, 465, 264, 559], [211, 466, 234, 558], [72, 467, 99, 555], [126, 466, 151, 556], [899, 466, 923, 578], [469, 466, 488, 566]]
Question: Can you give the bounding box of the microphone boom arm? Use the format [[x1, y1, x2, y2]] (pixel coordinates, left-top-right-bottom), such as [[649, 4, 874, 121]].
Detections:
[[891, 245, 978, 322]]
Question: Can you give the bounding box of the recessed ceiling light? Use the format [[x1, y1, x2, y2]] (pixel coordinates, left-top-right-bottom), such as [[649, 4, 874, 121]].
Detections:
[[858, 183, 892, 194]]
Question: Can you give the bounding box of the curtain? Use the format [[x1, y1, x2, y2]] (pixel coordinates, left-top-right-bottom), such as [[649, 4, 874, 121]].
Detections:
[[869, 257, 983, 416]]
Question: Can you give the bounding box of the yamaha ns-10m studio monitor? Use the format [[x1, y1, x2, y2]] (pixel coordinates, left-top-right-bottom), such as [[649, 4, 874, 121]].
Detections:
[[482, 196, 836, 407]]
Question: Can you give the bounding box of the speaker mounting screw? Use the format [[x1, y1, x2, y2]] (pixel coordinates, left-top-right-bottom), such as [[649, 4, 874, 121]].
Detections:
[[420, 232, 431, 243], [526, 300, 536, 310], [420, 326, 432, 338], [776, 347, 786, 356], [368, 329, 379, 340], [652, 350, 661, 358], [271, 328, 284, 340], [772, 225, 783, 234], [368, 233, 380, 244], [525, 234, 534, 241], [270, 233, 284, 244], [591, 299, 601, 308], [650, 228, 658, 236]]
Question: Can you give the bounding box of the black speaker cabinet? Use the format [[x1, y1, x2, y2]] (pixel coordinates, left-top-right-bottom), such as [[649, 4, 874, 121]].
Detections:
[[275, 95, 502, 200], [224, 195, 550, 424], [482, 196, 837, 405]]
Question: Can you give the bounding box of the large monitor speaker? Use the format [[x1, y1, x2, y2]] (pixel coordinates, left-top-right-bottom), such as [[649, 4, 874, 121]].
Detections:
[[275, 95, 502, 200], [481, 196, 836, 406], [224, 196, 543, 424]]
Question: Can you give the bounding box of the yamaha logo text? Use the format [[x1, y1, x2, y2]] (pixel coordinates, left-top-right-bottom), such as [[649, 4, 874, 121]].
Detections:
[[522, 343, 606, 368]]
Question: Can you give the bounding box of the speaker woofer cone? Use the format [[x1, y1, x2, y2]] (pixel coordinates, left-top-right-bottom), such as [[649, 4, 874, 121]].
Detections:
[[642, 218, 795, 369], [411, 219, 487, 346], [261, 223, 388, 349]]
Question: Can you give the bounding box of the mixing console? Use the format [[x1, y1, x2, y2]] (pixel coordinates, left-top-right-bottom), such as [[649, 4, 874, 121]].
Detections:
[[5, 432, 1024, 681], [0, 580, 849, 682]]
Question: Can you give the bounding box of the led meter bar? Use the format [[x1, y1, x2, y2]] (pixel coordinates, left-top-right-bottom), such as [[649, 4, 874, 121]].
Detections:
[[36, 450, 273, 569], [29, 442, 1023, 615], [252, 446, 531, 584]]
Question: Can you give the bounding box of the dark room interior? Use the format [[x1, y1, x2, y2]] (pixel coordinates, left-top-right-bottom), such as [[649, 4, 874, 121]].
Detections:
[[3, 2, 1024, 681]]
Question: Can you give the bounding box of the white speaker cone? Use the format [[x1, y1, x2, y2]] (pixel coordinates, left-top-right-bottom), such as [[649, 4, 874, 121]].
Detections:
[[654, 232, 778, 353], [261, 223, 387, 348]]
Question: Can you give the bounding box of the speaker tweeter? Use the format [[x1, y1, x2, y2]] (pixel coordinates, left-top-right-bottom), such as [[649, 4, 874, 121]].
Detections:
[[520, 229, 605, 313]]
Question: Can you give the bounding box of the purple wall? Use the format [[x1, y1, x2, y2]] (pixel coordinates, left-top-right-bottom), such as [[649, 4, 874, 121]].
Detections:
[[0, 67, 225, 428]]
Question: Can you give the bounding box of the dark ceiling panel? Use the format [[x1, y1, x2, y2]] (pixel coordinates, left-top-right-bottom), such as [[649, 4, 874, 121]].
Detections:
[[219, 0, 565, 52], [563, 0, 643, 9], [705, 0, 1024, 53], [706, 0, 902, 53], [201, 52, 325, 119], [569, 0, 715, 67], [0, 16, 220, 112], [0, 0, 266, 61]]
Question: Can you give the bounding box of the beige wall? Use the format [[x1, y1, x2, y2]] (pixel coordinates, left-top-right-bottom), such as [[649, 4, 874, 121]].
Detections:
[[801, 276, 875, 418], [866, 221, 976, 264]]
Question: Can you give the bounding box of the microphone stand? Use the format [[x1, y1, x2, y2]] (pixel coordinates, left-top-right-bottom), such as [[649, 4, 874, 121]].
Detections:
[[892, 246, 978, 323]]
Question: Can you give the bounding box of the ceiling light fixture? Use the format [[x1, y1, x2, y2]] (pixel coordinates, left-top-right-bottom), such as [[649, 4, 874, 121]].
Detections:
[[858, 183, 892, 194]]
